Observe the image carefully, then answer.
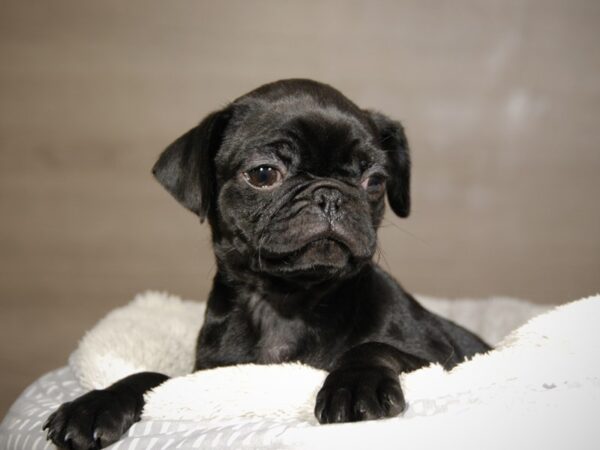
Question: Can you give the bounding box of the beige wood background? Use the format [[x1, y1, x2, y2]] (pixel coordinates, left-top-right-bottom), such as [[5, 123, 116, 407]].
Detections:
[[1, 0, 599, 418]]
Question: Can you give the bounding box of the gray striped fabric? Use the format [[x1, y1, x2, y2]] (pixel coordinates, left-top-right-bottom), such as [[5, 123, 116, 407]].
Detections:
[[0, 367, 310, 449]]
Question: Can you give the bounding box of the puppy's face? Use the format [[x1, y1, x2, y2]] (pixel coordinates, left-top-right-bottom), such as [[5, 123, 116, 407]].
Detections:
[[153, 80, 410, 284]]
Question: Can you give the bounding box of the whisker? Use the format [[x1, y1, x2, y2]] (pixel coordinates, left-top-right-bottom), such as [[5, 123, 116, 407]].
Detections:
[[381, 218, 429, 246], [257, 231, 269, 271], [375, 244, 392, 271]]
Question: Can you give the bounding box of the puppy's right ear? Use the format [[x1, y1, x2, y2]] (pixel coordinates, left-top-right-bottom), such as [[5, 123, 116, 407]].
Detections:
[[152, 108, 231, 222]]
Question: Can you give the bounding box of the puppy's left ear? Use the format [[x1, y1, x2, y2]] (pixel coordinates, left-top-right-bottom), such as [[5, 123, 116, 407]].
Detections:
[[152, 108, 231, 222], [366, 111, 411, 218]]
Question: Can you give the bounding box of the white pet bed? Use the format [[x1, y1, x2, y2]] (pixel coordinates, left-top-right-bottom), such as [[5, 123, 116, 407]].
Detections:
[[1, 292, 599, 450]]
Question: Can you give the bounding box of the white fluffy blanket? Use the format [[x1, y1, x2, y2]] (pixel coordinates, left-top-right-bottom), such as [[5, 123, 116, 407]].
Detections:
[[69, 292, 600, 449]]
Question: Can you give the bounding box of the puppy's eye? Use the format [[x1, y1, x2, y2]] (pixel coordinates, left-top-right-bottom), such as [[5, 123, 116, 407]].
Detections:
[[244, 166, 282, 189], [361, 174, 386, 195]]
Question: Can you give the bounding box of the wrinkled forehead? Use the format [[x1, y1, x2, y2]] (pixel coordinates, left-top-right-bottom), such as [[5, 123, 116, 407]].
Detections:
[[218, 100, 383, 175]]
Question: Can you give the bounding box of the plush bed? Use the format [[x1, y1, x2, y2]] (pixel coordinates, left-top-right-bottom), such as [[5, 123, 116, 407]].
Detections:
[[1, 292, 598, 449]]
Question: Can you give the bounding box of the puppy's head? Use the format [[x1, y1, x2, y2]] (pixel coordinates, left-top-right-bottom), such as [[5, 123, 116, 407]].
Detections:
[[153, 79, 410, 284]]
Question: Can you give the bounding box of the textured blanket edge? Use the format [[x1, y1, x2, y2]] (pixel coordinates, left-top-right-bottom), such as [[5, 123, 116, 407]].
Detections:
[[69, 292, 600, 425]]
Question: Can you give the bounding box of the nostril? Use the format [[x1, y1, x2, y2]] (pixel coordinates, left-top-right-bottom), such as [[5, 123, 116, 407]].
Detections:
[[316, 193, 327, 208], [313, 188, 342, 216]]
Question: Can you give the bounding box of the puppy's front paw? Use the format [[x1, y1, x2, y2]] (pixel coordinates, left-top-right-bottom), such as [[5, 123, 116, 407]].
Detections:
[[315, 366, 405, 424], [43, 389, 139, 450]]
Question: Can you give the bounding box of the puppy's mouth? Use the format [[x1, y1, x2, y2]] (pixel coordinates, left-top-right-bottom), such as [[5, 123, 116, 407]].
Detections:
[[260, 231, 350, 259], [257, 233, 349, 274]]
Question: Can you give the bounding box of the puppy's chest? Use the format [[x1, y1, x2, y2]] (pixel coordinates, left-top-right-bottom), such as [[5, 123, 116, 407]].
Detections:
[[247, 298, 309, 364], [256, 325, 300, 364]]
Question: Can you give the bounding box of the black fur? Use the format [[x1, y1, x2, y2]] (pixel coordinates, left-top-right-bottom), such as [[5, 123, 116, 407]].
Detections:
[[44, 79, 490, 449]]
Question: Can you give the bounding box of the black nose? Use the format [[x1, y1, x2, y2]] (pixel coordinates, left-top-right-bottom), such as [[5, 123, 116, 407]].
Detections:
[[313, 187, 343, 217]]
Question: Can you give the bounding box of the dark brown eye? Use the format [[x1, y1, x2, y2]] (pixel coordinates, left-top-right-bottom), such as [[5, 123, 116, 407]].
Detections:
[[244, 166, 282, 189], [361, 174, 386, 195]]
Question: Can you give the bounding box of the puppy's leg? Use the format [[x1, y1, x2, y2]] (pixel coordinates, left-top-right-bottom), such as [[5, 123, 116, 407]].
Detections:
[[43, 372, 168, 450], [315, 343, 427, 424]]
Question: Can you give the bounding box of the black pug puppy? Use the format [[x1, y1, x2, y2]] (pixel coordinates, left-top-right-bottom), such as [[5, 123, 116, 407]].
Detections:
[[44, 79, 490, 449]]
